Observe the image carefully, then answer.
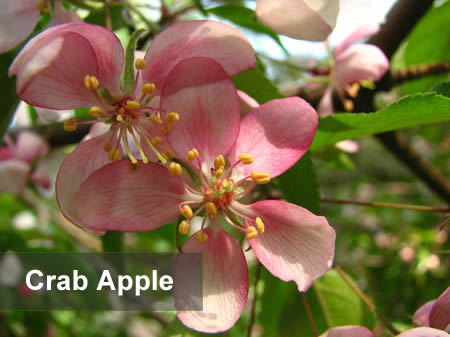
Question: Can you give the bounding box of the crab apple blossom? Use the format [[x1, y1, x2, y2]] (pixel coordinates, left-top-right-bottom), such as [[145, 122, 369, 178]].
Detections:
[[256, 0, 340, 41], [395, 327, 449, 337], [0, 0, 82, 54], [413, 287, 449, 332], [73, 57, 335, 332], [9, 21, 255, 231], [320, 325, 374, 337]]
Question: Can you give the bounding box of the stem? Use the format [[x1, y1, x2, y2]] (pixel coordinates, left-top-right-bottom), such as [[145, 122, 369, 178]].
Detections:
[[104, 0, 112, 30], [321, 198, 449, 213], [389, 62, 450, 87], [301, 292, 319, 337], [247, 263, 263, 337], [313, 283, 332, 329], [334, 266, 400, 335]]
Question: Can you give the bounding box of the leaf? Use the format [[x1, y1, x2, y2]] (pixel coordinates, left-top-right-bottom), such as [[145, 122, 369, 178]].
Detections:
[[310, 93, 450, 151], [207, 4, 288, 55], [161, 318, 225, 337], [432, 80, 450, 98], [232, 68, 283, 104], [122, 29, 146, 96], [275, 153, 321, 214]]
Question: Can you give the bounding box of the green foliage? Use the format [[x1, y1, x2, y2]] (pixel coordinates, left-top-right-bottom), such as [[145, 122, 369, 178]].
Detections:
[[123, 29, 146, 96], [0, 51, 19, 145], [432, 80, 450, 98], [232, 68, 283, 104], [311, 93, 450, 151]]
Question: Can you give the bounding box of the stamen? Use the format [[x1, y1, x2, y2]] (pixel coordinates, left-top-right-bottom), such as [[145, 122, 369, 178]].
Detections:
[[135, 58, 147, 70], [205, 202, 217, 217], [246, 226, 258, 240], [195, 231, 208, 243], [160, 123, 171, 133], [35, 1, 46, 11], [63, 117, 77, 132], [346, 83, 360, 98], [128, 161, 140, 173], [141, 83, 156, 95], [255, 217, 265, 234], [116, 115, 131, 125], [84, 75, 100, 90], [108, 148, 121, 161], [214, 155, 225, 170], [215, 167, 224, 178], [179, 221, 190, 235], [149, 114, 163, 125], [163, 149, 174, 160], [126, 100, 140, 109], [344, 99, 354, 112], [186, 148, 199, 162], [238, 153, 254, 165], [250, 171, 271, 184], [166, 112, 179, 123], [89, 106, 102, 119], [151, 136, 162, 147], [84, 75, 91, 90], [104, 143, 112, 153], [180, 205, 193, 219], [128, 129, 149, 164], [168, 162, 182, 176], [121, 131, 138, 164]]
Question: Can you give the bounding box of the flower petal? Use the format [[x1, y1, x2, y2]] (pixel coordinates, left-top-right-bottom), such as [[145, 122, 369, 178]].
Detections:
[[0, 0, 40, 54], [242, 200, 335, 291], [74, 161, 187, 232], [177, 228, 248, 333], [229, 97, 317, 178], [429, 287, 450, 330], [9, 23, 124, 109], [334, 44, 389, 85], [256, 0, 340, 41], [395, 327, 449, 337], [161, 57, 240, 163], [55, 132, 112, 231], [47, 2, 84, 27], [320, 325, 373, 337], [318, 86, 334, 117], [414, 300, 435, 327], [335, 23, 381, 56], [15, 131, 49, 162], [238, 90, 259, 117], [0, 159, 29, 195], [143, 20, 255, 90]]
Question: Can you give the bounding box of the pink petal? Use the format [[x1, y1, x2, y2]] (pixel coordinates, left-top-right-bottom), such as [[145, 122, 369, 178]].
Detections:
[[395, 327, 449, 337], [74, 161, 187, 232], [9, 23, 124, 109], [244, 200, 335, 291], [177, 228, 248, 333], [229, 97, 317, 178], [161, 57, 240, 163], [414, 300, 435, 327], [334, 44, 389, 86], [318, 86, 334, 117], [335, 23, 381, 56], [15, 131, 49, 162], [256, 0, 339, 41], [47, 2, 84, 27], [143, 20, 255, 91], [0, 159, 29, 195], [55, 132, 112, 231], [31, 171, 51, 189], [321, 325, 373, 337], [429, 287, 450, 330], [238, 90, 259, 117], [0, 0, 40, 54], [335, 140, 359, 153]]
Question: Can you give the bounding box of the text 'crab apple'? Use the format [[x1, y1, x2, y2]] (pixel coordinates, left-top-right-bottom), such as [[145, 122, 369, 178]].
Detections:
[[9, 21, 256, 231], [73, 57, 336, 333]]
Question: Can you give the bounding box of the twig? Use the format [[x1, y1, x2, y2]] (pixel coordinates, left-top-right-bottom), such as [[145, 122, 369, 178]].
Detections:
[[313, 283, 332, 329], [247, 263, 263, 337], [321, 198, 449, 213], [104, 0, 112, 30], [301, 292, 319, 337], [334, 266, 400, 335], [390, 62, 450, 87]]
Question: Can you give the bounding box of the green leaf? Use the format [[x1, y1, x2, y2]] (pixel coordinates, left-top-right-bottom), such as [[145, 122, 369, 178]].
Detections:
[[275, 152, 320, 214], [101, 231, 123, 252], [161, 318, 225, 337], [122, 29, 146, 96], [311, 93, 450, 151], [432, 80, 450, 98], [232, 68, 283, 104], [207, 4, 288, 55]]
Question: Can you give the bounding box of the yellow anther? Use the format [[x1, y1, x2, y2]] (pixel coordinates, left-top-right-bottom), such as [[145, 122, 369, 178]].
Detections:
[[128, 161, 140, 174], [126, 100, 140, 109], [135, 58, 147, 70], [84, 75, 91, 90], [149, 114, 163, 125], [195, 231, 208, 243], [239, 153, 254, 165], [255, 217, 265, 234], [141, 83, 156, 95], [186, 148, 199, 162], [181, 205, 193, 219], [346, 83, 360, 98], [215, 167, 224, 178], [160, 123, 171, 133], [89, 106, 102, 118], [104, 143, 112, 153], [164, 149, 174, 160], [36, 1, 46, 11], [179, 221, 190, 235], [63, 117, 77, 132], [205, 202, 218, 217], [344, 99, 354, 112], [214, 155, 225, 170], [89, 76, 99, 89], [250, 171, 271, 184], [150, 136, 162, 148], [246, 226, 258, 240], [108, 148, 121, 161], [168, 162, 182, 176], [166, 112, 180, 123]]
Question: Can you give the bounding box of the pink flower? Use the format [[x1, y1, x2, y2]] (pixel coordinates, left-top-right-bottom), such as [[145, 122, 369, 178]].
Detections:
[[0, 132, 51, 195], [0, 0, 82, 54], [413, 287, 449, 332], [395, 327, 449, 337], [320, 325, 373, 337], [318, 24, 389, 116], [73, 57, 336, 332], [9, 21, 256, 231], [256, 0, 340, 41]]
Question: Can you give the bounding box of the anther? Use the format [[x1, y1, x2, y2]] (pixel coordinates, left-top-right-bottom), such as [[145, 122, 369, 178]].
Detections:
[[246, 226, 258, 240], [166, 112, 180, 123], [179, 221, 190, 235], [141, 83, 156, 95], [163, 149, 174, 160], [160, 123, 171, 133], [89, 106, 102, 119], [205, 202, 217, 217], [149, 114, 163, 125], [126, 100, 140, 109], [214, 155, 225, 170], [346, 83, 360, 98], [104, 144, 112, 153], [168, 162, 182, 176], [135, 58, 147, 70], [215, 167, 224, 178], [90, 76, 99, 89], [239, 153, 254, 165], [181, 205, 193, 219], [344, 99, 354, 112], [250, 171, 271, 184], [63, 117, 77, 132], [186, 148, 199, 162], [35, 1, 46, 11], [84, 75, 91, 90], [150, 136, 162, 147], [108, 148, 121, 161], [255, 217, 265, 234], [128, 161, 140, 174], [195, 231, 208, 243]]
